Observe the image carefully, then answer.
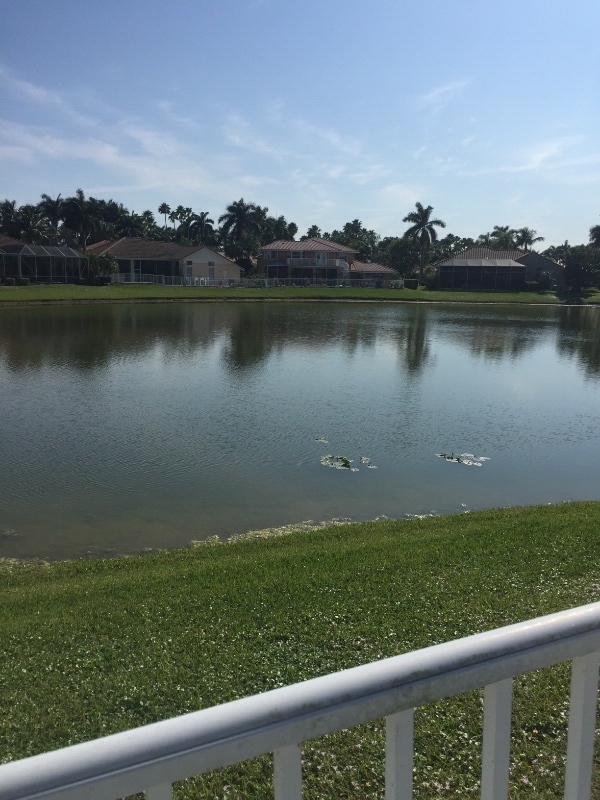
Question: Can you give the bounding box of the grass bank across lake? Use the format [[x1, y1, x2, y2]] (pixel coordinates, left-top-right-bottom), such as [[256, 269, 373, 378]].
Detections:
[[1, 283, 600, 304], [2, 503, 599, 797]]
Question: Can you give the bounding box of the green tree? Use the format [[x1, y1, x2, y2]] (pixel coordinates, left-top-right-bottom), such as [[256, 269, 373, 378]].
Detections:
[[218, 198, 263, 263], [188, 211, 215, 245], [589, 223, 600, 248], [38, 194, 65, 244], [327, 219, 380, 260], [158, 203, 171, 230], [301, 225, 322, 240], [563, 245, 600, 291], [375, 237, 419, 276], [515, 227, 544, 250], [402, 202, 446, 282]]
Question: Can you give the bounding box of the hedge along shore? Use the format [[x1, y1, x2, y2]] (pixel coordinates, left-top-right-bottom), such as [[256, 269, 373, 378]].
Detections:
[[1, 502, 599, 798], [1, 284, 600, 305]]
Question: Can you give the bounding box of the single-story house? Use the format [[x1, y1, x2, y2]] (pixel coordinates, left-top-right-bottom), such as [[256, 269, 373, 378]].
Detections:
[[350, 261, 398, 286], [0, 238, 89, 282], [85, 238, 242, 285], [258, 238, 397, 284], [432, 247, 563, 289]]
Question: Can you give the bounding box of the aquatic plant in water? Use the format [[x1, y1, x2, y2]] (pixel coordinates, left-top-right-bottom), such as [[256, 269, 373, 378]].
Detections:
[[435, 452, 489, 467], [320, 454, 356, 470]]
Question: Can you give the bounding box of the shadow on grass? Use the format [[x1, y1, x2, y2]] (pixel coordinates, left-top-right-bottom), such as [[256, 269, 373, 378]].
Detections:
[[555, 287, 600, 304]]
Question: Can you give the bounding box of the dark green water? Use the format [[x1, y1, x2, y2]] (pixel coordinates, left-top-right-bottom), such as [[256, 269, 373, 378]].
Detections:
[[1, 302, 599, 560]]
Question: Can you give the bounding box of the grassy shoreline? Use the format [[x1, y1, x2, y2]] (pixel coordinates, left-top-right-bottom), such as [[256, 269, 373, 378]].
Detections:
[[1, 284, 600, 305], [1, 501, 599, 798]]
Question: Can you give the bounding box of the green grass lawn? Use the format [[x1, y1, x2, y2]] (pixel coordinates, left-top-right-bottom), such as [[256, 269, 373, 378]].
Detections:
[[1, 502, 599, 798], [1, 283, 600, 304]]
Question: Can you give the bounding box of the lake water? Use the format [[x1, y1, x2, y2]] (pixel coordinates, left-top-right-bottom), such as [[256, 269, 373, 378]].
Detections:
[[1, 302, 599, 560]]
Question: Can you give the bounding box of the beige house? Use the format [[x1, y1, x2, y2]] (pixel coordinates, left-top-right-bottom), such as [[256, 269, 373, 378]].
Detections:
[[86, 238, 242, 284], [180, 246, 240, 285]]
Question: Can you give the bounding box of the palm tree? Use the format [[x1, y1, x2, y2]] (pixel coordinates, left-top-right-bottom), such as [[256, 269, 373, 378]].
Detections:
[[403, 202, 446, 282], [515, 227, 544, 251], [489, 226, 517, 249], [218, 198, 262, 260], [38, 194, 65, 244], [16, 204, 49, 244], [188, 211, 215, 244], [158, 203, 171, 230], [63, 189, 96, 250]]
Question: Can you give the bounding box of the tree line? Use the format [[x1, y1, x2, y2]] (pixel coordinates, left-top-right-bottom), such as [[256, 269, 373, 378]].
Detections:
[[1, 191, 599, 287]]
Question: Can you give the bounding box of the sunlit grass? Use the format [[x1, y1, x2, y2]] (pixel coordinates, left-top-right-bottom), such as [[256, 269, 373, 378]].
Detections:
[[1, 283, 599, 304], [1, 501, 599, 798]]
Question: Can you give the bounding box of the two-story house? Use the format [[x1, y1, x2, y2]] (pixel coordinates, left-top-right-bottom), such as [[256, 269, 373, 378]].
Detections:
[[257, 238, 357, 283]]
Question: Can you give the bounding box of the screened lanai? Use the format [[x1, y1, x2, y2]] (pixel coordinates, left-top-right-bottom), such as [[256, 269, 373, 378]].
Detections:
[[0, 244, 89, 282]]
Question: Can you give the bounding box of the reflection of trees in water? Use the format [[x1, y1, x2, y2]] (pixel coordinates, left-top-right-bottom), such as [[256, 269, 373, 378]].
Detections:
[[402, 305, 430, 373], [384, 305, 432, 375], [2, 303, 597, 379], [222, 305, 380, 372], [0, 305, 225, 372], [556, 307, 600, 378], [439, 309, 551, 362]]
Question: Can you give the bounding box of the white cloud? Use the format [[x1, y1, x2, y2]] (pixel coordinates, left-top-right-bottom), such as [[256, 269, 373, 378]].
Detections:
[[418, 80, 469, 111]]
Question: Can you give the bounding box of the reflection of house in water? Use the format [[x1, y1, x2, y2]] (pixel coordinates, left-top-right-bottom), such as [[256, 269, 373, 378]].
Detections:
[[0, 235, 89, 282], [258, 238, 397, 286], [433, 247, 563, 290]]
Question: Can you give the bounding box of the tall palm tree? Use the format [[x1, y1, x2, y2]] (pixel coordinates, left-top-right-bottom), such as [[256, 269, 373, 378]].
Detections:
[[158, 203, 171, 230], [16, 204, 49, 244], [515, 227, 544, 251], [38, 193, 65, 244], [63, 189, 96, 250], [403, 202, 446, 282], [0, 199, 20, 238]]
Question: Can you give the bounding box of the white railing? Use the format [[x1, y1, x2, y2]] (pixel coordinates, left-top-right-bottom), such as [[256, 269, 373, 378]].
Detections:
[[1, 603, 598, 800]]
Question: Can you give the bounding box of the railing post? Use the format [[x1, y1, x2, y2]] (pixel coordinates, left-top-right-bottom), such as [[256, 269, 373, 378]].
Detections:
[[145, 784, 172, 800], [386, 708, 414, 800], [564, 652, 600, 800], [481, 678, 513, 800], [274, 744, 302, 800]]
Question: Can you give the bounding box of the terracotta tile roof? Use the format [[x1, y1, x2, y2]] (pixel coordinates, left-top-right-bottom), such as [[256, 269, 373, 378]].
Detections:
[[350, 261, 397, 274], [261, 237, 357, 254], [84, 238, 203, 260], [437, 258, 525, 268], [0, 234, 24, 247]]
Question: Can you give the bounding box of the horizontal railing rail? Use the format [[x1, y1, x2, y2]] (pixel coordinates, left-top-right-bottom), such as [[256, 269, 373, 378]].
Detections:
[[1, 603, 599, 800]]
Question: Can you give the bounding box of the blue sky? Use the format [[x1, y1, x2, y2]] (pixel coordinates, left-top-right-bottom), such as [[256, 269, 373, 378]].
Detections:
[[1, 0, 599, 246]]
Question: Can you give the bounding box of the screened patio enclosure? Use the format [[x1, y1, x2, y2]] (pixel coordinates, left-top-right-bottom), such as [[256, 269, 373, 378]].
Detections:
[[436, 258, 526, 290], [0, 244, 89, 282]]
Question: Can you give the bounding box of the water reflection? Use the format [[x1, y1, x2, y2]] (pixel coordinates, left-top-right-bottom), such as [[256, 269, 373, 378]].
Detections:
[[1, 304, 599, 381], [2, 302, 600, 561], [556, 306, 600, 379]]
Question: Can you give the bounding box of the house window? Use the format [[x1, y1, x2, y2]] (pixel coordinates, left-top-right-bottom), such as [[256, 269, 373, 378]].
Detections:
[[264, 251, 273, 259], [208, 261, 215, 266], [292, 251, 301, 258], [186, 261, 192, 265]]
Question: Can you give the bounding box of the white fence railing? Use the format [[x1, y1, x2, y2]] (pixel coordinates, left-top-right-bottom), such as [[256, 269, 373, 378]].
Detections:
[[1, 603, 599, 800]]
